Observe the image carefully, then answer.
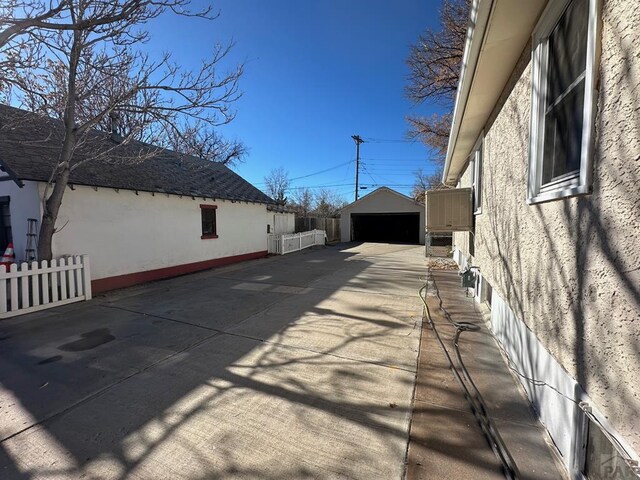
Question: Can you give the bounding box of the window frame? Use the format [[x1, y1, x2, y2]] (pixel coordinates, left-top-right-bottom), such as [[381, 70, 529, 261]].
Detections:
[[200, 204, 218, 239], [527, 0, 601, 205], [471, 134, 483, 215]]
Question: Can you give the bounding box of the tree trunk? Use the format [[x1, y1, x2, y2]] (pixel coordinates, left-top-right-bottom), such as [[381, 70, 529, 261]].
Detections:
[[37, 27, 80, 261], [37, 167, 71, 261]]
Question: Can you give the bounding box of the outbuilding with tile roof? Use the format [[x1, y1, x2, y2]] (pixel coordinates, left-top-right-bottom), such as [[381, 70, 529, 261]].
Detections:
[[0, 105, 291, 292]]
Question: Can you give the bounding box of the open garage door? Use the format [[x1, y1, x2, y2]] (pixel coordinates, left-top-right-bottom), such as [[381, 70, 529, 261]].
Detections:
[[351, 213, 420, 244]]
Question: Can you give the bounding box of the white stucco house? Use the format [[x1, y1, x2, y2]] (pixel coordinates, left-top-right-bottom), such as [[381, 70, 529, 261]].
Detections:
[[0, 104, 294, 293], [441, 0, 639, 477], [339, 187, 425, 244]]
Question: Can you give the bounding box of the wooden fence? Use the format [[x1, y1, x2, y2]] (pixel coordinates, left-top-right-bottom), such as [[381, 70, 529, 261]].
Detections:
[[268, 230, 326, 255], [295, 217, 340, 243], [0, 255, 92, 318]]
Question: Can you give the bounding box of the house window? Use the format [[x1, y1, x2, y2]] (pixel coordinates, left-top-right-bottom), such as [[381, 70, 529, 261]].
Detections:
[[200, 204, 217, 239], [528, 0, 601, 204], [471, 136, 483, 214], [582, 413, 638, 479]]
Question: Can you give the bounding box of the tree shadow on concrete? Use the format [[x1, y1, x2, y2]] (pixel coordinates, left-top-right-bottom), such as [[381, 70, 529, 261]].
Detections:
[[0, 244, 434, 479]]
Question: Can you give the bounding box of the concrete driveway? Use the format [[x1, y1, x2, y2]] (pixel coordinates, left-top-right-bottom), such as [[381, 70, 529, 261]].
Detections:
[[0, 243, 426, 480]]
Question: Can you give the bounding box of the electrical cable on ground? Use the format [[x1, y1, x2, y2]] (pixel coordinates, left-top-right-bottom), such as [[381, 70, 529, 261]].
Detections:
[[418, 264, 521, 479]]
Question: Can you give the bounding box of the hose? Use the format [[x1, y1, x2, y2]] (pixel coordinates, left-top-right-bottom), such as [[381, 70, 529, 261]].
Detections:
[[418, 268, 520, 480]]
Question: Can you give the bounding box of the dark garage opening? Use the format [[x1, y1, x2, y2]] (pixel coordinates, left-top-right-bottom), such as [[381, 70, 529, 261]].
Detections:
[[351, 213, 420, 244]]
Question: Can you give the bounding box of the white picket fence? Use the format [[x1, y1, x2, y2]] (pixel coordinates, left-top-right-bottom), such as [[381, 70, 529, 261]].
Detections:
[[0, 255, 92, 318], [268, 230, 327, 255]]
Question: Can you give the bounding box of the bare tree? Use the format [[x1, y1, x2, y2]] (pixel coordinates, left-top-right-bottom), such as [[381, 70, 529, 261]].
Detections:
[[290, 187, 313, 216], [264, 167, 290, 205], [0, 0, 243, 260], [164, 121, 247, 166], [313, 188, 345, 218], [406, 0, 469, 162], [411, 167, 443, 202]]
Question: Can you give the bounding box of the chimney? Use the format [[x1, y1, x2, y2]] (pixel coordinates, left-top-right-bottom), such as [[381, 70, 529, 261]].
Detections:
[[109, 111, 123, 143]]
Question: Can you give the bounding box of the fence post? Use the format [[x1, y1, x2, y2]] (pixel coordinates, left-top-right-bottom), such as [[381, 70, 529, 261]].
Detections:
[[0, 270, 6, 314], [280, 234, 284, 255], [20, 262, 29, 309], [83, 255, 92, 300], [9, 263, 18, 311], [59, 257, 67, 300], [30, 261, 40, 307], [41, 260, 49, 304], [67, 257, 76, 298], [298, 232, 302, 251], [74, 255, 83, 297], [50, 259, 59, 302]]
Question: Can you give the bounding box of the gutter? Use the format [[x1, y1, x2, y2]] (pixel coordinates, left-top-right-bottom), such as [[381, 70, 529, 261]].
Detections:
[[442, 0, 495, 185]]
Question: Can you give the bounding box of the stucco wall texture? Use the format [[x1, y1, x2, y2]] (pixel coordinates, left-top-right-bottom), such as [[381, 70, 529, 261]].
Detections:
[[48, 185, 269, 280], [454, 0, 640, 452]]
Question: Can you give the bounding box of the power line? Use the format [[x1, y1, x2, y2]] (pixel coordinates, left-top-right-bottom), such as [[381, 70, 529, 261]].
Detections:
[[361, 164, 396, 186], [365, 164, 422, 169], [364, 171, 434, 175], [363, 165, 430, 169], [361, 157, 428, 162], [359, 183, 415, 188], [254, 159, 354, 185], [289, 159, 354, 182], [360, 164, 379, 185], [360, 172, 422, 176], [363, 137, 418, 144], [285, 181, 415, 191], [286, 182, 355, 191]]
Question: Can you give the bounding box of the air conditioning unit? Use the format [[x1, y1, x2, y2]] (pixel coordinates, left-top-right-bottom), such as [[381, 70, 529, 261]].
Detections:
[[425, 188, 473, 232]]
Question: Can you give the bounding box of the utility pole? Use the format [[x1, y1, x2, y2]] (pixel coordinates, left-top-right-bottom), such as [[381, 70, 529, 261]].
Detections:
[[351, 135, 364, 201]]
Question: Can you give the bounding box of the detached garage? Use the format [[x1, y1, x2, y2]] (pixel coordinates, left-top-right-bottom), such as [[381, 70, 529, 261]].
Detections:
[[340, 187, 425, 244]]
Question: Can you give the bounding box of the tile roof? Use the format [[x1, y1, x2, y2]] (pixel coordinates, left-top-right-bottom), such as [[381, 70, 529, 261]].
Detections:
[[0, 104, 275, 204]]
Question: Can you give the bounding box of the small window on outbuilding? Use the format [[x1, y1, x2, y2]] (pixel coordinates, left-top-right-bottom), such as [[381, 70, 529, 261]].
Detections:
[[200, 204, 218, 239]]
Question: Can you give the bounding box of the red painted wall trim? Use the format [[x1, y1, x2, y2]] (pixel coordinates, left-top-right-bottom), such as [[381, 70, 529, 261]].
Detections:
[[92, 250, 268, 294]]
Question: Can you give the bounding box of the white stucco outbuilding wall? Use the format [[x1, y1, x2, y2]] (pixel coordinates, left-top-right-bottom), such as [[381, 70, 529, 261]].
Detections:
[[266, 210, 295, 235], [46, 185, 269, 283], [340, 188, 425, 244], [0, 180, 41, 262]]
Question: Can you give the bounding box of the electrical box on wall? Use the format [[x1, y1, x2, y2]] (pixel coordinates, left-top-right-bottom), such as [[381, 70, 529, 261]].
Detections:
[[425, 188, 473, 232], [460, 268, 476, 288]]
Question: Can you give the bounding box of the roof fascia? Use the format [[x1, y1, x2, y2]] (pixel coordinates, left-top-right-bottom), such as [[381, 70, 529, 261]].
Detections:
[[339, 187, 422, 212], [442, 0, 495, 185]]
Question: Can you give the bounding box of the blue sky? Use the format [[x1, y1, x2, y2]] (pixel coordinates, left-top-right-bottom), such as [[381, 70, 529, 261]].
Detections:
[[148, 0, 444, 201]]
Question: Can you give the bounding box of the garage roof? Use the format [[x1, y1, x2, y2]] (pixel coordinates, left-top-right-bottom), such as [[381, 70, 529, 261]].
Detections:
[[340, 187, 423, 212]]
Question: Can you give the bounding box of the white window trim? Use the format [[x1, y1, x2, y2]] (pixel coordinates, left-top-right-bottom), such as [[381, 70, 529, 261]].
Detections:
[[527, 0, 602, 205], [472, 134, 483, 215]]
